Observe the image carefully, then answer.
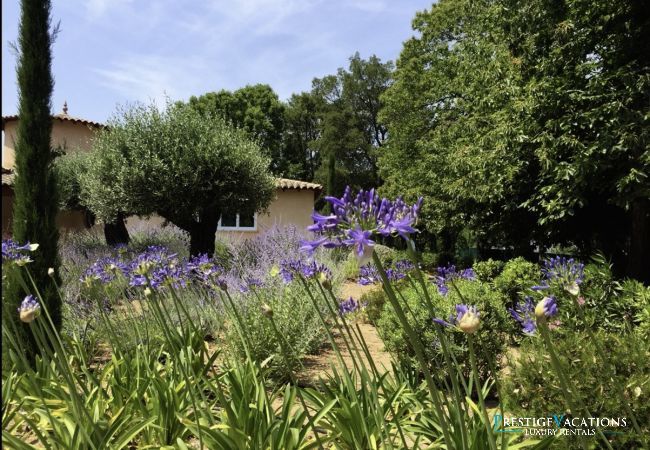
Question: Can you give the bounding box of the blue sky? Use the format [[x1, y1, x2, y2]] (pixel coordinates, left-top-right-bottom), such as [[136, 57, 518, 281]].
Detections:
[[2, 0, 432, 123]]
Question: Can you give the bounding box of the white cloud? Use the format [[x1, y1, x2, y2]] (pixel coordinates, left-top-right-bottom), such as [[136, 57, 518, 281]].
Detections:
[[86, 0, 134, 19], [92, 54, 207, 106]]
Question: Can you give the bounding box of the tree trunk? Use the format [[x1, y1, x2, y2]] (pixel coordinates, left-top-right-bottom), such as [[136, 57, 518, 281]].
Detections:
[[189, 221, 218, 257], [104, 212, 130, 246], [628, 198, 650, 283]]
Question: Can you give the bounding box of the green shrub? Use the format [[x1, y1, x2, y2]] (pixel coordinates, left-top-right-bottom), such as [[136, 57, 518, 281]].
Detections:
[[373, 244, 397, 264], [576, 256, 649, 334], [493, 257, 540, 305], [377, 279, 509, 385], [127, 226, 189, 258], [419, 251, 439, 271], [225, 283, 327, 382], [341, 252, 361, 280], [213, 239, 234, 271], [472, 258, 504, 283], [360, 288, 387, 324], [503, 329, 650, 449]]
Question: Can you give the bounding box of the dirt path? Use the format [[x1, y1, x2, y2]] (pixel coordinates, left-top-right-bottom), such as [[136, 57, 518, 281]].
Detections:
[[296, 281, 393, 385]]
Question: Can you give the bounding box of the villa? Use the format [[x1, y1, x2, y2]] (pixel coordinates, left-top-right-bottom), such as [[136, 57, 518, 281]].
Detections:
[[1, 104, 321, 238]]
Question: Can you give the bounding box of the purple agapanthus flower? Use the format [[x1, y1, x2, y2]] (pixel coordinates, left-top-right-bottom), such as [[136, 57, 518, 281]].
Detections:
[[509, 297, 537, 335], [301, 187, 423, 256], [80, 256, 127, 286], [542, 256, 585, 295], [187, 254, 224, 286], [433, 265, 476, 295], [344, 227, 375, 257], [2, 239, 38, 266], [358, 259, 414, 285], [338, 297, 365, 316], [279, 258, 332, 284]]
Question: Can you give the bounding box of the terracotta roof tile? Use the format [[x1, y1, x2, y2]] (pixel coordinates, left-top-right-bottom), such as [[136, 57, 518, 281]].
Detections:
[[275, 178, 322, 191], [2, 113, 106, 130]]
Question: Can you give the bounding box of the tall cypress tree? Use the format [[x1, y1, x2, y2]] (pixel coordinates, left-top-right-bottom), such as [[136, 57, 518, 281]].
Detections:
[[8, 0, 61, 359]]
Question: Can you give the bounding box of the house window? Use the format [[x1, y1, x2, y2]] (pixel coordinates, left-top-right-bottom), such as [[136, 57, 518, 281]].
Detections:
[[218, 211, 257, 231]]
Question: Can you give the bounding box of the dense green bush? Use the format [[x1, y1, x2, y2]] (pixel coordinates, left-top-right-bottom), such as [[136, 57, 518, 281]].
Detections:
[[226, 283, 327, 382], [503, 329, 650, 449], [576, 256, 649, 334], [472, 258, 504, 283], [492, 257, 540, 305], [418, 251, 439, 271], [377, 279, 509, 385], [360, 288, 387, 324]]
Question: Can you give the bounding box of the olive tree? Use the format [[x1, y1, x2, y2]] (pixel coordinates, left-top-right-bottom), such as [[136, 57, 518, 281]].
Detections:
[[55, 151, 131, 245], [81, 101, 276, 256]]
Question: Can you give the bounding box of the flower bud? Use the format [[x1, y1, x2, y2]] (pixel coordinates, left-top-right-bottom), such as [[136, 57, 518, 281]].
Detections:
[[261, 303, 273, 318], [535, 296, 558, 320], [47, 267, 55, 277], [318, 272, 332, 290], [17, 295, 40, 323], [564, 281, 580, 296], [458, 310, 480, 334], [144, 287, 152, 297]]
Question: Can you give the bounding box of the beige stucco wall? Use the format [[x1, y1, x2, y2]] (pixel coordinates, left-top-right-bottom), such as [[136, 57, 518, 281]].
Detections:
[[2, 119, 97, 169], [2, 119, 100, 234], [125, 188, 316, 239]]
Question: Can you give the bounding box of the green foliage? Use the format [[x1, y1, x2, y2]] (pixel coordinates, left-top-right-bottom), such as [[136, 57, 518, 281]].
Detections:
[[311, 53, 393, 196], [81, 101, 275, 256], [187, 84, 287, 175], [569, 257, 649, 334], [472, 259, 505, 283], [225, 284, 327, 382], [7, 0, 61, 359], [379, 0, 650, 277], [378, 280, 509, 384], [418, 251, 440, 271], [359, 288, 386, 324], [503, 330, 650, 449], [282, 92, 321, 181], [54, 151, 92, 211], [493, 257, 540, 304]]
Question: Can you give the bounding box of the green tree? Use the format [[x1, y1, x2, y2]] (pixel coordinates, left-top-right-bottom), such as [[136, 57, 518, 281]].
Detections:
[[380, 0, 535, 256], [7, 0, 61, 357], [311, 53, 393, 196], [187, 84, 287, 174], [55, 152, 130, 245], [380, 0, 649, 278], [282, 92, 321, 180], [503, 0, 650, 279], [81, 101, 275, 257]]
